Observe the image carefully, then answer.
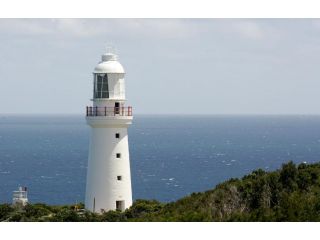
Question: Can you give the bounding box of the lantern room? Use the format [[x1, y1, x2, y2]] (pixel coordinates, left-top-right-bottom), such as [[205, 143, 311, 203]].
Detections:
[[93, 50, 126, 100]]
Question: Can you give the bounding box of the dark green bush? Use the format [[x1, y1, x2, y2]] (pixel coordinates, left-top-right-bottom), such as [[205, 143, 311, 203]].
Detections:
[[2, 161, 320, 222]]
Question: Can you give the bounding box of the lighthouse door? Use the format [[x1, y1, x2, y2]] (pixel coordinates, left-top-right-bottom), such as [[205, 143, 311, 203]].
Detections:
[[114, 102, 120, 115], [116, 200, 125, 211]]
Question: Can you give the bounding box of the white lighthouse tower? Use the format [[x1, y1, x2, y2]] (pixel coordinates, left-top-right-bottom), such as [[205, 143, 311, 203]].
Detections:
[[85, 48, 133, 213]]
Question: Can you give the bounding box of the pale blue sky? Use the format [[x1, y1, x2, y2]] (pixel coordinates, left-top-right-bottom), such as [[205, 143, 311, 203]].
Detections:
[[1, 19, 320, 114]]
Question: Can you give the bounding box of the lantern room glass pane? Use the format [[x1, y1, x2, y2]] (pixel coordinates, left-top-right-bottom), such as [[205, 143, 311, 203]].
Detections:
[[94, 74, 109, 99], [103, 74, 109, 98], [102, 92, 108, 98]]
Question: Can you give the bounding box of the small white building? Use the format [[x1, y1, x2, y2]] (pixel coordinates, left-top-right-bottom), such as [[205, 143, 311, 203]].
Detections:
[[12, 186, 28, 207], [85, 48, 133, 213]]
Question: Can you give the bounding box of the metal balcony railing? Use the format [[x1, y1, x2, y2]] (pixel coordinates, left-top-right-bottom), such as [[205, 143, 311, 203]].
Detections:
[[86, 106, 133, 117]]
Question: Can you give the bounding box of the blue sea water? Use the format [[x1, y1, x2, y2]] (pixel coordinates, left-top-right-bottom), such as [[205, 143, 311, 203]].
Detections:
[[1, 115, 320, 205]]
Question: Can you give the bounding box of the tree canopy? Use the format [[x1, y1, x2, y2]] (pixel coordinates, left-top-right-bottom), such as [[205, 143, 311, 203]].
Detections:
[[1, 161, 320, 222]]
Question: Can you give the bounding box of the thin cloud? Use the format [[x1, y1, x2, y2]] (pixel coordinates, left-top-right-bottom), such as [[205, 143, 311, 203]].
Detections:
[[0, 19, 198, 39], [230, 20, 264, 39], [2, 19, 320, 114]]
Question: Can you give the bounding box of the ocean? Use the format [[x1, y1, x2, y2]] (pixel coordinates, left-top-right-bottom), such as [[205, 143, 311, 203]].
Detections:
[[1, 115, 320, 205]]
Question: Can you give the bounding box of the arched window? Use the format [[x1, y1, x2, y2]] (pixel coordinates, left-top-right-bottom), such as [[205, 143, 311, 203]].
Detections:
[[94, 74, 109, 99]]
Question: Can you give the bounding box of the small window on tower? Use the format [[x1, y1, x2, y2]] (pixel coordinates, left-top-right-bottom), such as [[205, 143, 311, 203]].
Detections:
[[116, 153, 121, 158], [117, 176, 122, 181], [115, 133, 120, 139], [116, 200, 125, 211]]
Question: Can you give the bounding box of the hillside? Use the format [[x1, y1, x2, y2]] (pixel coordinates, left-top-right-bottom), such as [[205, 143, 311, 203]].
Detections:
[[1, 161, 320, 222]]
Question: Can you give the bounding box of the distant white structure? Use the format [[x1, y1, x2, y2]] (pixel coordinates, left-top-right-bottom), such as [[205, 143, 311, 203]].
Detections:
[[85, 48, 133, 213], [12, 186, 28, 207]]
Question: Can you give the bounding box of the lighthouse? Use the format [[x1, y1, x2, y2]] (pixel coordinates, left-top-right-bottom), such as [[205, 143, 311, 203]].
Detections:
[[85, 48, 133, 213]]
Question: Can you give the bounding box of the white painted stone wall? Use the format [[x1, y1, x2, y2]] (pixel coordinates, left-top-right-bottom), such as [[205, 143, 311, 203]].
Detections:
[[85, 123, 132, 212]]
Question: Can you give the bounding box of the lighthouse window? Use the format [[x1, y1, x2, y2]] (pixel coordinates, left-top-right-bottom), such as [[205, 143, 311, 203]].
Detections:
[[116, 153, 121, 158], [102, 74, 109, 98], [94, 74, 109, 99], [116, 201, 125, 211], [117, 176, 122, 181], [115, 133, 120, 139]]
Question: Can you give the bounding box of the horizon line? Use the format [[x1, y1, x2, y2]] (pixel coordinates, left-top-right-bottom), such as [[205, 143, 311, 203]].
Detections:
[[2, 113, 320, 116]]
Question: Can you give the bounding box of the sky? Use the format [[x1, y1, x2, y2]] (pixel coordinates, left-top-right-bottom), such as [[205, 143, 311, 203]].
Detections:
[[1, 19, 320, 115]]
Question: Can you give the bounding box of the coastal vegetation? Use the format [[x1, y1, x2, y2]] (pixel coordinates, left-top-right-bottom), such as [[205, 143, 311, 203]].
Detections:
[[1, 161, 320, 222]]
